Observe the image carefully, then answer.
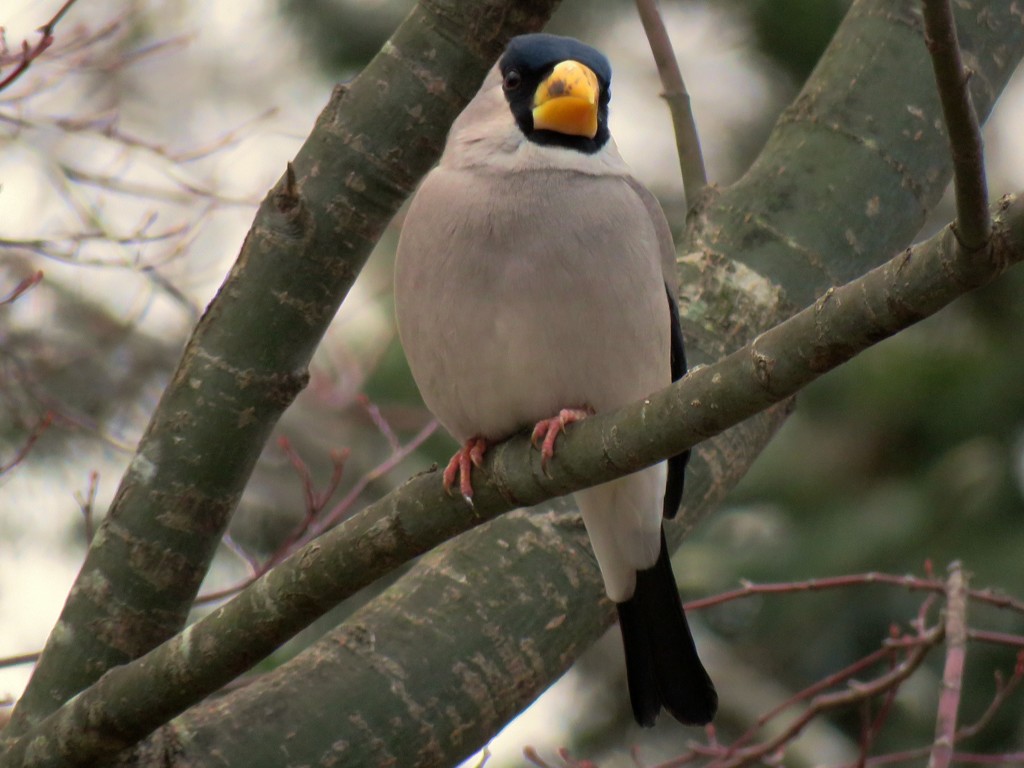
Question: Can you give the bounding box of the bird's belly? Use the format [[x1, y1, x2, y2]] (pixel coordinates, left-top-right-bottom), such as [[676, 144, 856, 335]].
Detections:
[[409, 256, 666, 442], [395, 168, 670, 443]]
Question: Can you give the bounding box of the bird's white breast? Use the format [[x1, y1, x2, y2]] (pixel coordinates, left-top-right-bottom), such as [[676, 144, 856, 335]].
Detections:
[[395, 163, 670, 443]]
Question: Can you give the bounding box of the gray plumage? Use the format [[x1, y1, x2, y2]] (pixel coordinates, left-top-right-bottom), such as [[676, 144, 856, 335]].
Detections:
[[396, 67, 667, 600], [394, 36, 716, 726]]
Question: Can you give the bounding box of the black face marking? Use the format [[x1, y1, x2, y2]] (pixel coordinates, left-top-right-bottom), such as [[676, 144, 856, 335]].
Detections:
[[499, 33, 612, 154]]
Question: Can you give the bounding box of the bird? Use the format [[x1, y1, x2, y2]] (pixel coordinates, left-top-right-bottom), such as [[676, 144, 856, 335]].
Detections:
[[393, 32, 717, 728]]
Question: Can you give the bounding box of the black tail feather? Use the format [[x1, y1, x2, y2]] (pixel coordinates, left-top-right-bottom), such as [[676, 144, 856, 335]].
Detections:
[[616, 530, 717, 727]]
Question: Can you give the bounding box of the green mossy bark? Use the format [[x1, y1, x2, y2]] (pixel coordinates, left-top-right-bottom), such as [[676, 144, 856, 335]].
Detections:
[[681, 0, 1022, 358]]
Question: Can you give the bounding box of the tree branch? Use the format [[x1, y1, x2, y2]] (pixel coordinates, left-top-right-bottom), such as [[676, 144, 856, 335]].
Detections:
[[922, 0, 990, 251], [634, 0, 707, 201], [0, 0, 80, 93], [4, 0, 561, 740], [7, 1, 1024, 765], [927, 563, 969, 768], [5, 187, 1024, 767], [689, 0, 1021, 319]]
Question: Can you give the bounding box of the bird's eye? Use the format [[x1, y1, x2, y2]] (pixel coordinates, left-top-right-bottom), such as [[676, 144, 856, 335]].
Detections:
[[503, 69, 522, 91]]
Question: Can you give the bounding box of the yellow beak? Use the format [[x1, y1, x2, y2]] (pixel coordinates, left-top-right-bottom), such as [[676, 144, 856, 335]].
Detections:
[[531, 60, 600, 139]]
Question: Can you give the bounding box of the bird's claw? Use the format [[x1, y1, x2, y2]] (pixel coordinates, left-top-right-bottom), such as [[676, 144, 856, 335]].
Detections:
[[530, 407, 593, 473], [443, 436, 489, 505]]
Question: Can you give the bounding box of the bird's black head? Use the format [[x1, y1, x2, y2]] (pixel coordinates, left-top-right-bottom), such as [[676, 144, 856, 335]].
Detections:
[[499, 33, 612, 154]]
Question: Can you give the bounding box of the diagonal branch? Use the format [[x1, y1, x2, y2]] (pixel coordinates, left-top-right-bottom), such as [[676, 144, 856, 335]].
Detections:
[[3, 0, 562, 741], [4, 189, 1023, 768], [0, 0, 80, 93]]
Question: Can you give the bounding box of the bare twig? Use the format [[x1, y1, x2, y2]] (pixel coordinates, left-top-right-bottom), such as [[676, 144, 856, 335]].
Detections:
[[687, 569, 1024, 617], [721, 644, 899, 758], [922, 0, 989, 250], [651, 568, 1024, 768], [954, 656, 1024, 742], [196, 419, 435, 606], [0, 652, 41, 671], [0, 0, 80, 93], [634, 0, 707, 202], [523, 746, 554, 768], [357, 393, 401, 452], [276, 437, 350, 550], [967, 587, 1024, 614], [523, 746, 600, 768], [0, 271, 43, 305], [312, 417, 438, 534], [73, 471, 100, 544], [685, 571, 945, 611], [860, 648, 901, 763], [704, 628, 944, 768], [927, 563, 969, 768], [948, 752, 1024, 764], [966, 629, 1024, 648]]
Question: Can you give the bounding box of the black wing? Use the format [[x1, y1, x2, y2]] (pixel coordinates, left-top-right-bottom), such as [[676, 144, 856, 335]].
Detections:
[[663, 284, 689, 520]]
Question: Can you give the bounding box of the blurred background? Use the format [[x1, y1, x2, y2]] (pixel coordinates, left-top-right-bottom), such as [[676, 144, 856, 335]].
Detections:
[[1, 0, 1022, 764]]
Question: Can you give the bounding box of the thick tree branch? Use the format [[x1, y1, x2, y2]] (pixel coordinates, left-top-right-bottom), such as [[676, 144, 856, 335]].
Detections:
[[5, 191, 1023, 768], [923, 0, 990, 251], [4, 0, 561, 740], [690, 0, 1019, 320]]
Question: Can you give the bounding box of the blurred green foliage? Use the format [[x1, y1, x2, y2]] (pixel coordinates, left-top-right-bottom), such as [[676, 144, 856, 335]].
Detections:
[[279, 0, 852, 83], [745, 0, 852, 80]]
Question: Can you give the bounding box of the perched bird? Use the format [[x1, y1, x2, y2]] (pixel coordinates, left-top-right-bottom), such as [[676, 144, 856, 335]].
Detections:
[[394, 33, 717, 727]]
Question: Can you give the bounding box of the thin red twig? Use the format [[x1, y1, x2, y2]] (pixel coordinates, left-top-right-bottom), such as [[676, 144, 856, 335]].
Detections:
[[275, 436, 350, 553], [723, 643, 899, 757], [0, 0, 80, 93], [312, 418, 437, 534], [967, 628, 1024, 648], [0, 271, 43, 304], [197, 415, 436, 605], [685, 572, 946, 611], [954, 655, 1024, 741], [358, 393, 401, 452], [703, 629, 943, 768]]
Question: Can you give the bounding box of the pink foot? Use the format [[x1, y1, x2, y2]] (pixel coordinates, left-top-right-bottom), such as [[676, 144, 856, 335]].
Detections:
[[530, 407, 594, 470], [443, 436, 489, 503]]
